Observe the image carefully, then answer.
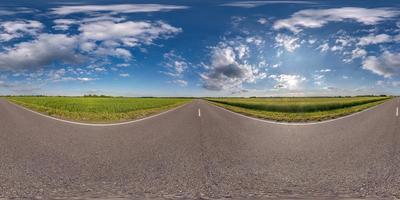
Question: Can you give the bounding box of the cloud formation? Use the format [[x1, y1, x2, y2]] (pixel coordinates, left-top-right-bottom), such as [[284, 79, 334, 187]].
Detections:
[[0, 20, 43, 41], [51, 4, 188, 15], [274, 7, 399, 33], [79, 20, 181, 46], [269, 74, 306, 90], [0, 34, 83, 70], [0, 18, 182, 71], [222, 1, 313, 8], [275, 34, 300, 52], [201, 41, 266, 91], [362, 51, 400, 78]]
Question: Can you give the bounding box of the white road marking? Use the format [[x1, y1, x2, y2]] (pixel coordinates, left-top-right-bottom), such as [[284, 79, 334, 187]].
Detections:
[[7, 100, 188, 127], [198, 108, 201, 117], [396, 107, 399, 117]]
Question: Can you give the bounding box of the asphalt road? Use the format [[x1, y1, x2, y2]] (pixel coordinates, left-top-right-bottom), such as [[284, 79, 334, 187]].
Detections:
[[0, 98, 399, 199]]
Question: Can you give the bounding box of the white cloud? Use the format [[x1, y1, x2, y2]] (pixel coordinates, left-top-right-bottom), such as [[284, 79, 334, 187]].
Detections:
[[313, 74, 324, 86], [119, 73, 130, 77], [117, 63, 130, 67], [317, 69, 331, 73], [162, 50, 188, 77], [0, 7, 35, 15], [362, 51, 400, 78], [51, 4, 188, 15], [275, 34, 300, 52], [222, 1, 313, 8], [308, 39, 316, 44], [76, 77, 97, 82], [171, 79, 187, 87], [94, 67, 106, 72], [273, 7, 400, 33], [257, 18, 268, 24], [76, 20, 181, 59], [52, 16, 126, 31], [351, 47, 367, 60], [245, 36, 264, 46], [0, 18, 183, 72], [317, 43, 329, 52], [0, 34, 83, 70], [79, 20, 181, 46], [357, 33, 393, 46], [93, 47, 131, 59], [269, 74, 306, 90], [312, 69, 330, 86], [330, 45, 343, 52], [201, 42, 266, 91], [47, 68, 98, 82], [53, 19, 77, 30], [0, 20, 43, 41]]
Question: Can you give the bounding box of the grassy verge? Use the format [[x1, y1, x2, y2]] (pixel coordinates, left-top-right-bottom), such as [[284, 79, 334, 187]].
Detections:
[[207, 97, 390, 122], [7, 96, 191, 123]]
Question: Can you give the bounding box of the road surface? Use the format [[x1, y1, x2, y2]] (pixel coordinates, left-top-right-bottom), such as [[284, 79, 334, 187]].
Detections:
[[0, 98, 399, 199]]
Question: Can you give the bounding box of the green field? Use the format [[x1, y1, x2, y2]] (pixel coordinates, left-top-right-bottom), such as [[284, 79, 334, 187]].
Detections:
[[7, 96, 191, 123], [207, 96, 390, 122]]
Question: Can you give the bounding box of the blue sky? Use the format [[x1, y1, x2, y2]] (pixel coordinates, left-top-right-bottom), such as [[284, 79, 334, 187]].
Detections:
[[0, 0, 399, 96]]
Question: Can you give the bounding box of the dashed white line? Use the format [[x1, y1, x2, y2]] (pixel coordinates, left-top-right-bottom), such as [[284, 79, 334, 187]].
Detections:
[[198, 108, 201, 117], [396, 107, 399, 117]]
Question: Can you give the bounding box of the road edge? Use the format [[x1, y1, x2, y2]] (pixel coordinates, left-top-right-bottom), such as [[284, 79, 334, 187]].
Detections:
[[5, 99, 190, 127], [205, 99, 390, 126]]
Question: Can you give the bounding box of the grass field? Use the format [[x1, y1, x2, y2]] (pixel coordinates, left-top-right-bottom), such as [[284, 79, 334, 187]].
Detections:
[[7, 96, 191, 123], [207, 96, 391, 122]]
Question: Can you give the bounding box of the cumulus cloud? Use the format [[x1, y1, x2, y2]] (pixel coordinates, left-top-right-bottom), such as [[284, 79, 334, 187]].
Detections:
[[162, 50, 188, 77], [222, 1, 313, 8], [0, 20, 43, 41], [0, 18, 182, 72], [79, 20, 181, 46], [317, 43, 329, 52], [51, 4, 188, 15], [350, 47, 367, 60], [201, 42, 266, 91], [275, 34, 300, 52], [362, 51, 400, 78], [273, 7, 400, 33], [0, 34, 83, 70], [357, 33, 394, 46], [269, 74, 306, 90]]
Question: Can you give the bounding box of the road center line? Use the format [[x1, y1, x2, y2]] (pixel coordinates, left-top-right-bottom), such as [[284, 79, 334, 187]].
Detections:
[[198, 108, 201, 117], [396, 107, 399, 117]]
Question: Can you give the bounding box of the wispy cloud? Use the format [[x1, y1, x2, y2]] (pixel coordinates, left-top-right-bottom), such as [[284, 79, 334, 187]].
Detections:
[[274, 7, 400, 33], [275, 34, 300, 52], [222, 1, 314, 8], [269, 74, 306, 90], [51, 4, 189, 15]]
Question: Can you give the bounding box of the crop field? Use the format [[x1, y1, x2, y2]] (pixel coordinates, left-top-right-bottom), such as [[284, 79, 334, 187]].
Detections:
[[207, 96, 391, 122], [7, 96, 191, 123]]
